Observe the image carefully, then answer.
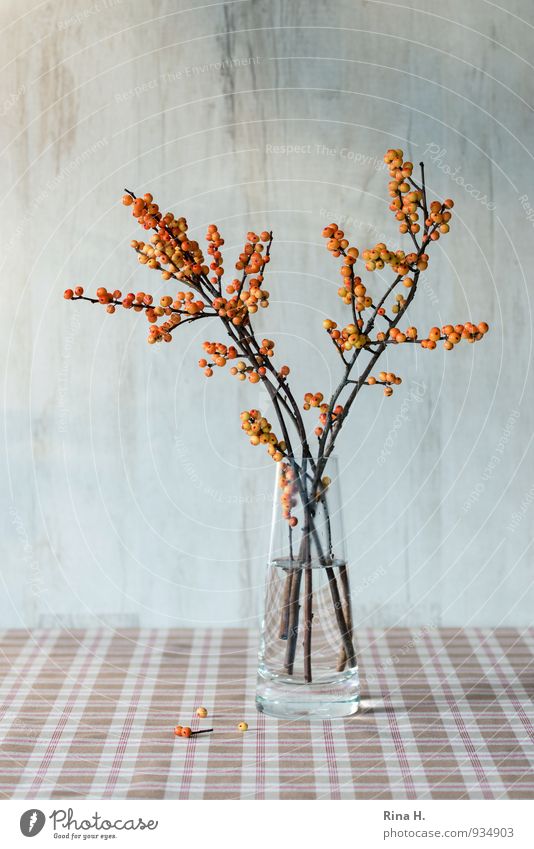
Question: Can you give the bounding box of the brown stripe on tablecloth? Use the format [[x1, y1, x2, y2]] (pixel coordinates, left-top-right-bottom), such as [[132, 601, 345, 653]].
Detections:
[[277, 720, 316, 799], [126, 630, 189, 799], [0, 630, 34, 684], [29, 632, 103, 796], [0, 631, 83, 797], [50, 630, 140, 798], [343, 630, 392, 799], [383, 628, 470, 800], [476, 630, 534, 747], [453, 631, 533, 800], [0, 632, 58, 800], [178, 630, 215, 799], [367, 630, 417, 799], [493, 630, 534, 702], [202, 630, 248, 800], [423, 630, 495, 799], [0, 632, 50, 725], [103, 631, 159, 798]]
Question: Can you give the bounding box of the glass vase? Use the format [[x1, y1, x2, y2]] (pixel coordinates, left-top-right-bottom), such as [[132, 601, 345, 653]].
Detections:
[[256, 456, 359, 718]]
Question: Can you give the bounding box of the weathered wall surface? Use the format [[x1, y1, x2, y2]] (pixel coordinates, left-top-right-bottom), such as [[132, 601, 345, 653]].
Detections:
[[1, 0, 533, 628]]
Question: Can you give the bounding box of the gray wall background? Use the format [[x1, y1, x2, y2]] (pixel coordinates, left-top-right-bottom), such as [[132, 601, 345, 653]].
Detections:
[[1, 0, 533, 630]]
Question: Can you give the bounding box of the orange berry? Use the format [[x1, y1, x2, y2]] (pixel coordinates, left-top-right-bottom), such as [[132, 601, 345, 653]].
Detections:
[[122, 194, 133, 206], [478, 322, 489, 334], [181, 727, 192, 738], [64, 289, 74, 299], [174, 725, 183, 736]]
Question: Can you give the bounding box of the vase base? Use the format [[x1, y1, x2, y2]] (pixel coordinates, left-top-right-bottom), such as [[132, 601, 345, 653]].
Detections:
[[255, 668, 359, 719]]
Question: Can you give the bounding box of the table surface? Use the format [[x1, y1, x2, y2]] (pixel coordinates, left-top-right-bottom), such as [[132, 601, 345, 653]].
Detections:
[[0, 627, 532, 800]]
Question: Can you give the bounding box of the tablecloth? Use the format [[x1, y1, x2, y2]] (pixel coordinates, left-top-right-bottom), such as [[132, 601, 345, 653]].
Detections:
[[0, 627, 532, 799]]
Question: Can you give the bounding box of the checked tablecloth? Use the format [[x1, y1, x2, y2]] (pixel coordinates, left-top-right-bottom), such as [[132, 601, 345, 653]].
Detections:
[[0, 627, 533, 800]]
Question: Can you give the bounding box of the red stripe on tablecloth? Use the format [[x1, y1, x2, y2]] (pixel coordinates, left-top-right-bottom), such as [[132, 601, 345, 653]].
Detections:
[[255, 711, 265, 799], [368, 633, 416, 799], [423, 632, 493, 799], [103, 632, 157, 798], [29, 633, 102, 794], [179, 631, 212, 800], [323, 721, 340, 799]]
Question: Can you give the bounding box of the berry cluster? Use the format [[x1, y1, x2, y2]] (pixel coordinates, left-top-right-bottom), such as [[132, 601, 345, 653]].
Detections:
[[385, 326, 418, 343], [123, 193, 206, 281], [384, 148, 455, 243], [384, 150, 422, 235], [240, 410, 284, 460], [198, 341, 238, 376], [64, 285, 208, 344], [235, 231, 271, 273], [424, 200, 454, 242], [200, 233, 272, 327], [279, 463, 299, 527], [421, 321, 489, 350], [322, 223, 355, 259], [304, 395, 344, 438], [322, 319, 370, 352], [366, 371, 402, 396], [336, 275, 372, 310], [205, 224, 225, 283], [302, 391, 324, 410]]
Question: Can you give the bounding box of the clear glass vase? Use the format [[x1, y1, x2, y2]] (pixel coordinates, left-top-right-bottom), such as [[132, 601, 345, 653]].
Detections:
[[256, 456, 359, 718]]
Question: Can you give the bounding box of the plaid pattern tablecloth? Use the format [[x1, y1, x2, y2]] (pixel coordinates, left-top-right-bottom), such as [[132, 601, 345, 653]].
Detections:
[[0, 627, 532, 799]]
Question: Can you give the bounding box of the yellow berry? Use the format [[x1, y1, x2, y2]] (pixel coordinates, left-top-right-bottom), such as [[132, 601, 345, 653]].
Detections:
[[237, 721, 248, 732], [196, 706, 208, 718]]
